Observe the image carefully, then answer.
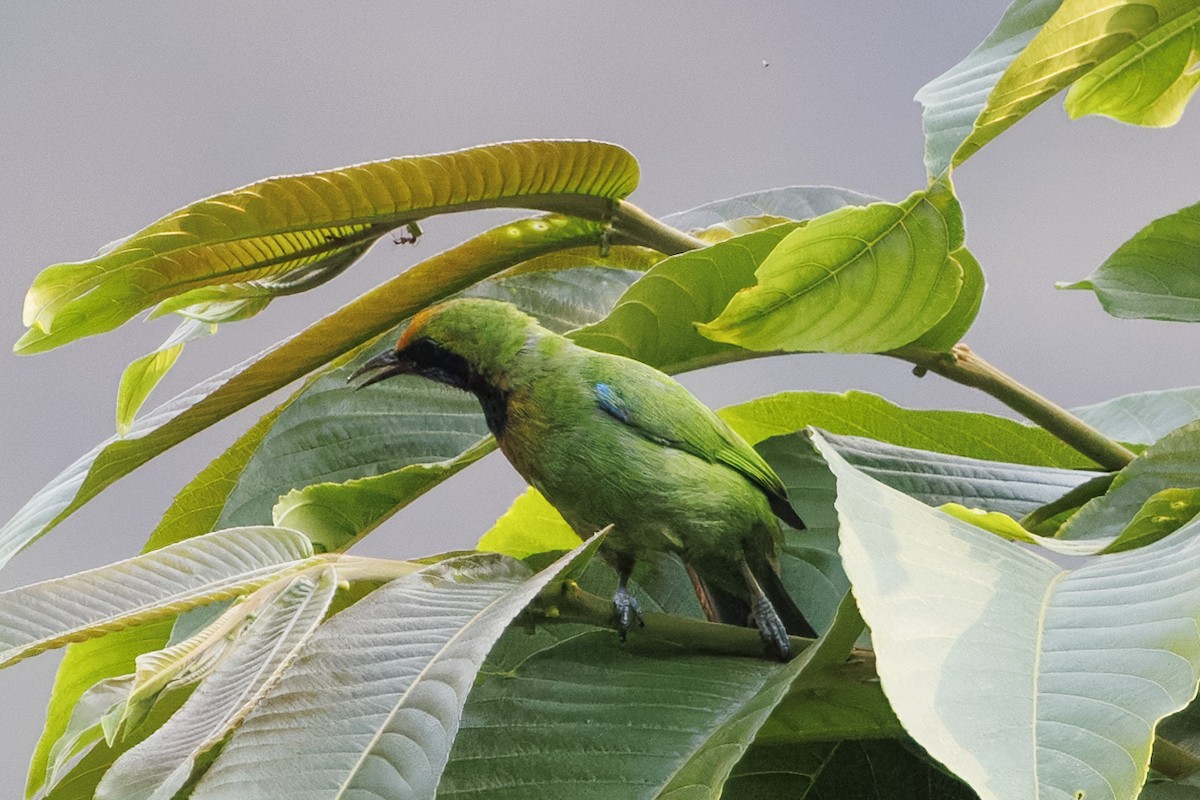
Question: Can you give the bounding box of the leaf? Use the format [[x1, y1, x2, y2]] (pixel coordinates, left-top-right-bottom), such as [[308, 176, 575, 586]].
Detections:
[[903, 246, 985, 350], [476, 487, 583, 559], [191, 544, 599, 799], [915, 0, 1065, 177], [958, 0, 1200, 166], [1065, 7, 1200, 126], [819, 431, 1104, 518], [571, 224, 801, 372], [1059, 201, 1200, 322], [96, 568, 338, 800], [813, 430, 1200, 800], [1072, 386, 1200, 446], [697, 184, 966, 354], [256, 267, 639, 549], [16, 140, 638, 354], [1103, 487, 1200, 553], [0, 214, 606, 571], [438, 635, 778, 799], [42, 676, 135, 793], [116, 319, 215, 436], [718, 390, 1096, 468], [0, 527, 313, 669], [724, 740, 976, 799], [1059, 420, 1200, 543], [661, 185, 878, 231]]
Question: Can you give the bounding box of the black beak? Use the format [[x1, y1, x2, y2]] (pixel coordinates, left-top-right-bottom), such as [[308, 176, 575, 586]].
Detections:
[[347, 349, 411, 389]]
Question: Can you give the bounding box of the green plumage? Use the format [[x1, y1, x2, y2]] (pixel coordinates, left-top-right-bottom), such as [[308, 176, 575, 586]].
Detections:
[[353, 297, 813, 658]]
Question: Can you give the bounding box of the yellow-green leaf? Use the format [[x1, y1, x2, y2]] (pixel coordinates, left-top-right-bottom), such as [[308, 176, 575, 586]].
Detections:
[[115, 320, 214, 436], [697, 184, 964, 354], [17, 140, 638, 354]]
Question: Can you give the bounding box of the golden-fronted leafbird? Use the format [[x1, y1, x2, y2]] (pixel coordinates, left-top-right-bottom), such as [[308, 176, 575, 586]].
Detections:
[[350, 298, 814, 659]]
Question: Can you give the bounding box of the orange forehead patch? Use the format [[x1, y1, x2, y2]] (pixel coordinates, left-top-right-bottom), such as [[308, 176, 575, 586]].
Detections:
[[397, 304, 440, 350]]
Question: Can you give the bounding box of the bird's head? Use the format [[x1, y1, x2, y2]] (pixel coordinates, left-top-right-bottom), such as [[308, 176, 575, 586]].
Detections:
[[348, 298, 539, 392]]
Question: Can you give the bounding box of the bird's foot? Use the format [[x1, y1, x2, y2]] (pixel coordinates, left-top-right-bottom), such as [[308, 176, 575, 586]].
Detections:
[[751, 595, 791, 661], [611, 585, 644, 642]]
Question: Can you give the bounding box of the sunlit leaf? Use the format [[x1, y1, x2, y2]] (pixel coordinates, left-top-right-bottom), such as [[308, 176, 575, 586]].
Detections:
[[697, 184, 965, 354], [17, 140, 638, 354], [476, 487, 582, 559], [1059, 201, 1200, 322], [902, 247, 985, 350], [814, 430, 1200, 800], [116, 319, 215, 436], [1065, 7, 1200, 126], [959, 0, 1200, 165]]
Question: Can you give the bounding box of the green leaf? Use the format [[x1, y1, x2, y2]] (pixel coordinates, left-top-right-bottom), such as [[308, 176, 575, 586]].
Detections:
[[1064, 7, 1200, 126], [718, 390, 1096, 468], [16, 140, 638, 354], [1103, 487, 1200, 554], [725, 740, 976, 799], [571, 224, 801, 371], [96, 568, 337, 800], [959, 0, 1200, 166], [42, 676, 135, 794], [0, 527, 313, 669], [915, 0, 1065, 177], [813, 430, 1200, 800], [1059, 420, 1200, 543], [115, 319, 215, 436], [476, 487, 583, 558], [818, 430, 1103, 518], [0, 214, 605, 571], [1059, 201, 1200, 322], [697, 184, 966, 354], [192, 544, 598, 799], [437, 635, 777, 798], [1072, 386, 1200, 446], [903, 246, 985, 350]]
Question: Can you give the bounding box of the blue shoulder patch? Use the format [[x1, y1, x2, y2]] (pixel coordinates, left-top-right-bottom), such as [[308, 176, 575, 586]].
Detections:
[[594, 382, 631, 423]]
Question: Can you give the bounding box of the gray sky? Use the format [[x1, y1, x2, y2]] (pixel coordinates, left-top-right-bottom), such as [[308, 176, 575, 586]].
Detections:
[[2, 3, 1198, 794]]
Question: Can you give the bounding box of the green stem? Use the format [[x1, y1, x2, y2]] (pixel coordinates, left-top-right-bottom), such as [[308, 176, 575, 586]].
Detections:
[[610, 200, 707, 255], [890, 344, 1136, 471]]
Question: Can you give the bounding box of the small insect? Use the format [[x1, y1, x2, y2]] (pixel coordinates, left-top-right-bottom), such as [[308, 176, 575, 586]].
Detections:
[[762, 59, 770, 68], [391, 222, 422, 245]]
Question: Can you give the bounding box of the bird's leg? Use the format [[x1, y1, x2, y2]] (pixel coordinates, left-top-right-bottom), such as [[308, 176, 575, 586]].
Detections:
[[740, 559, 791, 661], [611, 558, 644, 642]]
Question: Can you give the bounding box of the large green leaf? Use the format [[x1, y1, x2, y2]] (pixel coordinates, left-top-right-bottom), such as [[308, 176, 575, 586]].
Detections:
[[903, 246, 985, 351], [915, 0, 1064, 177], [958, 0, 1200, 165], [697, 184, 966, 354], [0, 527, 313, 669], [724, 740, 976, 799], [820, 431, 1102, 518], [718, 390, 1096, 468], [814, 430, 1200, 800], [1064, 7, 1200, 126], [0, 214, 606, 571], [436, 605, 865, 798], [96, 569, 337, 800], [1072, 386, 1200, 446], [1059, 201, 1200, 322], [1058, 420, 1200, 543], [17, 140, 638, 354], [191, 544, 597, 799]]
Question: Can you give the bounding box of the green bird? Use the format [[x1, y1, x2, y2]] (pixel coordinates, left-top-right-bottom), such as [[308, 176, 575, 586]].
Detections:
[[350, 297, 814, 659]]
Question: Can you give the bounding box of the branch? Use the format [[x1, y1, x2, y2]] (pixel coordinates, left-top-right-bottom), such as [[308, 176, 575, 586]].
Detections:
[[890, 343, 1136, 471], [529, 580, 824, 661], [610, 200, 707, 255]]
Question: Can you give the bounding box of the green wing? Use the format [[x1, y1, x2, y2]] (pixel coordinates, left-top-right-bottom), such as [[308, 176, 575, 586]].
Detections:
[[590, 358, 789, 503]]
